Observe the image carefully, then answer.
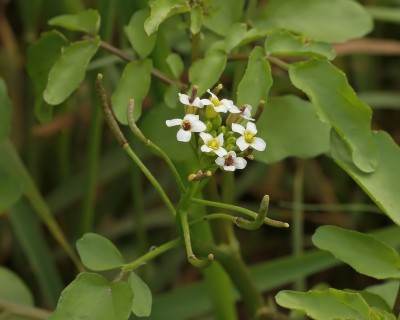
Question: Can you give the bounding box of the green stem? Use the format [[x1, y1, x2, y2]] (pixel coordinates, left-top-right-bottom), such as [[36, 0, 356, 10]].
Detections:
[[220, 171, 238, 245], [0, 298, 51, 320], [121, 239, 182, 272], [192, 197, 289, 228]]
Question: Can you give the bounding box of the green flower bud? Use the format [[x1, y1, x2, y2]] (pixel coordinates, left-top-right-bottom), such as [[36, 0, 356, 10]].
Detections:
[[217, 126, 226, 135], [226, 136, 236, 145], [205, 120, 213, 132], [205, 105, 217, 119]]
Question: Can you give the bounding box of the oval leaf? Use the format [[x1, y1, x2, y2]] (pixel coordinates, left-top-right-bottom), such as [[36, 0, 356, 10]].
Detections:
[[331, 130, 400, 226], [76, 233, 125, 271], [129, 272, 152, 317], [265, 30, 336, 60], [48, 9, 100, 35], [312, 226, 400, 279], [49, 273, 132, 320], [0, 267, 33, 306], [125, 9, 156, 59], [276, 288, 370, 320], [111, 59, 152, 123], [0, 78, 12, 143], [27, 31, 69, 123], [256, 95, 330, 164], [236, 46, 272, 108], [189, 49, 227, 95], [289, 59, 378, 173], [224, 23, 248, 53], [254, 0, 373, 43], [166, 53, 184, 79], [44, 37, 100, 105], [144, 0, 190, 35]]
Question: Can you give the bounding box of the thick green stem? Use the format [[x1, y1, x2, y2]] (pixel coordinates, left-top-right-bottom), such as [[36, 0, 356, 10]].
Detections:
[[219, 171, 238, 246]]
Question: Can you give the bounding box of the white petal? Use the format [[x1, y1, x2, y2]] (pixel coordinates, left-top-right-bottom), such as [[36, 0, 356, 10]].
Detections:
[[199, 98, 213, 106], [234, 157, 247, 169], [178, 93, 190, 105], [183, 114, 199, 122], [236, 136, 249, 151], [190, 120, 206, 132], [177, 129, 192, 142], [215, 157, 225, 166], [228, 104, 240, 114], [227, 151, 236, 157], [190, 97, 203, 108], [207, 90, 217, 99], [246, 121, 258, 134], [216, 133, 224, 145], [214, 147, 227, 157], [214, 105, 228, 113], [223, 165, 236, 171], [242, 115, 255, 121], [251, 137, 266, 151], [231, 123, 245, 134], [166, 119, 183, 127], [201, 145, 212, 153], [200, 132, 212, 143]]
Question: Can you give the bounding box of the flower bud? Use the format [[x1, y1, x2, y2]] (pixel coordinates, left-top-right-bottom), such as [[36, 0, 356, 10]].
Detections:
[[217, 125, 226, 135], [226, 136, 236, 145], [212, 114, 222, 129], [205, 120, 213, 132], [205, 105, 217, 119]]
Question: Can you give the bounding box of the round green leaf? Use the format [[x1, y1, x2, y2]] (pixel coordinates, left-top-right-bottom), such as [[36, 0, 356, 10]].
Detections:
[[27, 31, 69, 123], [189, 49, 227, 96], [265, 30, 336, 60], [254, 0, 373, 43], [236, 46, 272, 108], [0, 177, 22, 214], [166, 53, 184, 79], [0, 78, 12, 142], [312, 226, 400, 279], [331, 130, 400, 226], [0, 267, 33, 306], [76, 233, 125, 271], [224, 23, 248, 53], [256, 95, 330, 164], [125, 9, 156, 59], [48, 9, 101, 35], [129, 272, 152, 317], [276, 288, 370, 320], [49, 273, 132, 320], [289, 59, 378, 173], [43, 37, 100, 105], [111, 59, 152, 124], [144, 0, 190, 35]]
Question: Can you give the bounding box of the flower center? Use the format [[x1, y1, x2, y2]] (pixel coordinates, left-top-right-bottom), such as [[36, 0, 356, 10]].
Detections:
[[244, 131, 255, 143], [210, 97, 222, 107], [224, 155, 234, 166], [207, 139, 220, 150], [182, 120, 191, 131]]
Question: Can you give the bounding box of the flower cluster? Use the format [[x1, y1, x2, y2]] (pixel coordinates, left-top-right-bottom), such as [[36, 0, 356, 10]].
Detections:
[[166, 85, 266, 171]]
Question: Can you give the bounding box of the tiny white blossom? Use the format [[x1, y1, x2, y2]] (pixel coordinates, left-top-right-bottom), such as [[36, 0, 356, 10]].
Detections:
[[240, 104, 255, 121], [207, 90, 238, 113], [166, 114, 206, 142], [178, 93, 212, 109], [215, 151, 247, 171], [232, 122, 266, 151], [200, 132, 227, 156]]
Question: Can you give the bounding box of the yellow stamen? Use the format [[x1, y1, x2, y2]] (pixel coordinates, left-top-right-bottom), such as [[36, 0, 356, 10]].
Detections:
[[244, 131, 255, 143], [208, 139, 219, 150], [210, 97, 221, 107]]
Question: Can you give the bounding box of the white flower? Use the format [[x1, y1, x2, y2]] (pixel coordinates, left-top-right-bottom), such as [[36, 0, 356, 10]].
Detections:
[[240, 104, 255, 121], [232, 122, 266, 151], [200, 132, 227, 156], [178, 93, 212, 109], [207, 90, 238, 113], [215, 151, 247, 171], [166, 114, 206, 142]]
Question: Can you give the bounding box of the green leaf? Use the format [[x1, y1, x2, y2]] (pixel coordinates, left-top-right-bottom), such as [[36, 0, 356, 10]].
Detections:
[[125, 9, 156, 59], [345, 290, 392, 313], [367, 6, 400, 24], [27, 31, 69, 123], [256, 95, 330, 164], [144, 0, 190, 35], [265, 30, 336, 60], [289, 59, 378, 173], [254, 0, 373, 43], [190, 5, 202, 34], [129, 272, 152, 317], [276, 288, 370, 320], [369, 308, 396, 320], [224, 23, 248, 53], [203, 0, 245, 36], [367, 281, 400, 310], [312, 226, 400, 279], [49, 273, 132, 320], [76, 233, 125, 271], [0, 267, 33, 306], [164, 84, 180, 109], [43, 37, 100, 105], [0, 78, 12, 142], [166, 53, 184, 79], [236, 46, 272, 108], [189, 49, 227, 95], [48, 9, 101, 35], [331, 130, 400, 225], [0, 176, 22, 214], [111, 59, 152, 124]]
